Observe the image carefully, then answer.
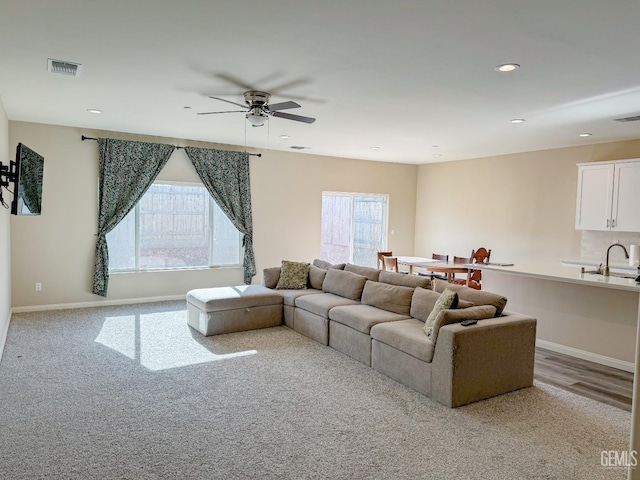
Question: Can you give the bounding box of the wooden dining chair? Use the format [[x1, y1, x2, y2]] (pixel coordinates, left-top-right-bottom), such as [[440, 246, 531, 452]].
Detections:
[[428, 253, 449, 280], [451, 255, 472, 286], [383, 256, 399, 272], [467, 247, 491, 290], [377, 251, 393, 269], [416, 253, 449, 280]]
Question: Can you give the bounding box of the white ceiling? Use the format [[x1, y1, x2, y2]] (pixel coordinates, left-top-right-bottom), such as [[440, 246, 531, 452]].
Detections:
[[1, 0, 640, 164]]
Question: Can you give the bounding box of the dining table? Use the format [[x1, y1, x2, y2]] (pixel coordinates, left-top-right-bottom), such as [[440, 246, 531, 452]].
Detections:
[[395, 256, 472, 283]]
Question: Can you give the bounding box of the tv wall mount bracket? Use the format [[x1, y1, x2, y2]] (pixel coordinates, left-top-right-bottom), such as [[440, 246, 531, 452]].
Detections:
[[0, 159, 17, 209]]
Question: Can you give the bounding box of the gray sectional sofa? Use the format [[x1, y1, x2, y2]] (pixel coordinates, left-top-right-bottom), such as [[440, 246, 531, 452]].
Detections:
[[262, 260, 537, 407]]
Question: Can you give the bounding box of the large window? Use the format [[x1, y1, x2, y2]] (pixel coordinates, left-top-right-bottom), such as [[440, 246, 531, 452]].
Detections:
[[107, 183, 241, 271], [321, 192, 388, 267]]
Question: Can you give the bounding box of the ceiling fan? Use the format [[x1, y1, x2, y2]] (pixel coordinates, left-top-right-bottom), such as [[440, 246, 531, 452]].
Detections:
[[198, 91, 316, 127]]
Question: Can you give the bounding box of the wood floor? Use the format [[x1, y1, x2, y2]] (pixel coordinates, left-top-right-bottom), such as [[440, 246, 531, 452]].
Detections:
[[535, 347, 634, 411]]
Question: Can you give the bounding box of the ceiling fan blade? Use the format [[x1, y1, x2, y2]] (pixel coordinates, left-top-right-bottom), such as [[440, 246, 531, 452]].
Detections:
[[197, 110, 246, 115], [268, 101, 301, 111], [271, 111, 316, 124], [214, 73, 255, 91], [208, 96, 247, 109], [268, 77, 312, 94]]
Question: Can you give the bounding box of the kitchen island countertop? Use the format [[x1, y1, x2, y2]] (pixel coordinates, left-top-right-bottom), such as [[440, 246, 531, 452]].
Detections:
[[473, 260, 640, 292]]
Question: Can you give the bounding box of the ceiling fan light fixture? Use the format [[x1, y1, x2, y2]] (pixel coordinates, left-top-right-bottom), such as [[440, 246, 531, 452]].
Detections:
[[246, 112, 267, 127]]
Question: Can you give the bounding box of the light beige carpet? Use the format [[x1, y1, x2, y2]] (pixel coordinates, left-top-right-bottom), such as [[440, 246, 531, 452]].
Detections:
[[0, 301, 631, 479]]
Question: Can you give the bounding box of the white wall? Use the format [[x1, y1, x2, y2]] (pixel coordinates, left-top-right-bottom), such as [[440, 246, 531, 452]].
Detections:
[[9, 121, 418, 308], [415, 139, 640, 366], [0, 98, 10, 359], [415, 140, 640, 264]]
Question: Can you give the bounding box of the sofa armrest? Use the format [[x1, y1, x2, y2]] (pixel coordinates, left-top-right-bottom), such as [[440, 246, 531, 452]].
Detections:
[[430, 313, 536, 407]]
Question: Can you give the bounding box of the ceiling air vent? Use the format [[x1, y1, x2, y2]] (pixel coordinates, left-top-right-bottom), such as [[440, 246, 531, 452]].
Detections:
[[47, 58, 82, 77], [614, 115, 640, 123]]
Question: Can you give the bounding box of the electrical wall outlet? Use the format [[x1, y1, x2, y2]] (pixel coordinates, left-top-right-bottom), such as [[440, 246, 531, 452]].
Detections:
[[35, 283, 42, 291]]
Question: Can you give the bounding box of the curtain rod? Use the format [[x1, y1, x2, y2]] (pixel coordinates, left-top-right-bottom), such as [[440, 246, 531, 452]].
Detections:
[[80, 136, 262, 157]]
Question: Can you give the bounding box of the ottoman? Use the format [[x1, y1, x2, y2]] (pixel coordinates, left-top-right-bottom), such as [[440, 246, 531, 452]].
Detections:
[[187, 285, 283, 336]]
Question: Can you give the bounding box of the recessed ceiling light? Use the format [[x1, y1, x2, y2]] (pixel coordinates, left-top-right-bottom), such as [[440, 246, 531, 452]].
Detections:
[[87, 109, 102, 114], [579, 133, 593, 137], [279, 135, 290, 139], [432, 145, 439, 148], [370, 146, 381, 150], [510, 118, 526, 124], [433, 153, 443, 157], [495, 63, 520, 72]]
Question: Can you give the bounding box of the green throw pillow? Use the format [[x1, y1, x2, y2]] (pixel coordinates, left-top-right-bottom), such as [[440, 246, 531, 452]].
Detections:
[[423, 288, 459, 337], [275, 260, 310, 290]]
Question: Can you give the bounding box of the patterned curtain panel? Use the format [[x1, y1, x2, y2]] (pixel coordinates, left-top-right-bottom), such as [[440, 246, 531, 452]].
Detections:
[[184, 147, 256, 284], [93, 139, 175, 296]]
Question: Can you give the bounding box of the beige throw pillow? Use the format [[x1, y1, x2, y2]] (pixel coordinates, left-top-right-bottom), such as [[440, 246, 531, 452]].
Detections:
[[423, 288, 458, 337], [275, 261, 310, 290], [433, 280, 506, 316]]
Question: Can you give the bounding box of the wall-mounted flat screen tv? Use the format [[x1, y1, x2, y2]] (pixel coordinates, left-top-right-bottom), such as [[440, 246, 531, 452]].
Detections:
[[11, 143, 44, 215]]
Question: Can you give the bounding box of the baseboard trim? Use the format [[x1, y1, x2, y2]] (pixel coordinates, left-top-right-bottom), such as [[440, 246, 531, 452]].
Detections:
[[536, 339, 635, 373], [11, 295, 186, 314], [0, 308, 10, 363]]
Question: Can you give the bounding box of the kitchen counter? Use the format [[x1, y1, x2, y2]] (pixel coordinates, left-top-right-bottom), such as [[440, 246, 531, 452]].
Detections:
[[476, 259, 640, 479], [473, 260, 640, 292]]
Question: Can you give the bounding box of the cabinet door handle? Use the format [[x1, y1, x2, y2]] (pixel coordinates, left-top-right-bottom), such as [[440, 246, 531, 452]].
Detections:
[[607, 219, 610, 228], [612, 218, 617, 228]]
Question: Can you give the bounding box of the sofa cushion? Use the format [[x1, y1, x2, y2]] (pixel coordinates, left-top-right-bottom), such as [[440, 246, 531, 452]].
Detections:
[[371, 319, 435, 362], [313, 259, 346, 270], [329, 304, 411, 334], [187, 285, 282, 312], [409, 287, 441, 322], [308, 265, 327, 290], [410, 287, 474, 322], [344, 263, 381, 281], [379, 270, 432, 289], [322, 269, 368, 300], [276, 288, 324, 307], [433, 280, 507, 316], [275, 260, 310, 290], [295, 292, 360, 318], [361, 280, 414, 315], [262, 267, 281, 289], [429, 305, 497, 344], [424, 288, 458, 337], [313, 258, 332, 269]]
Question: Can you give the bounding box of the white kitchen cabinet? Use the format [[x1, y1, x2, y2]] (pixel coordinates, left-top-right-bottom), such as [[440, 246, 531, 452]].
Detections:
[[576, 159, 640, 232]]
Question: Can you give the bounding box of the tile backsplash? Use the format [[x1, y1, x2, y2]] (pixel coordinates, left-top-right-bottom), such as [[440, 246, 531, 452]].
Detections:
[[581, 230, 640, 262]]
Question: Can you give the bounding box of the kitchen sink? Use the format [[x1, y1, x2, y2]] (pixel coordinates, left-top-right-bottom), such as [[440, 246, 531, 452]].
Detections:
[[607, 271, 639, 280], [581, 269, 639, 280]]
